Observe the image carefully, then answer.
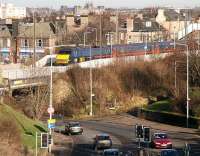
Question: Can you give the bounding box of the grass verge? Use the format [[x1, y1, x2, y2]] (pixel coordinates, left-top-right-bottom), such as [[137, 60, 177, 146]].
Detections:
[[0, 104, 47, 149]]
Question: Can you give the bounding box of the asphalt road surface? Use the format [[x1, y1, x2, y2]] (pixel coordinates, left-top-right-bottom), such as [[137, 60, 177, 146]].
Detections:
[[55, 114, 200, 156]]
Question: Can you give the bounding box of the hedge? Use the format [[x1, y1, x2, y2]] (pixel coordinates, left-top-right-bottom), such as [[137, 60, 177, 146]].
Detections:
[[128, 108, 200, 129]]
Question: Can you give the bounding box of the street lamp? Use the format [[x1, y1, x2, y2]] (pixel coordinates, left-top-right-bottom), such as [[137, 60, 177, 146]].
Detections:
[[172, 42, 189, 128], [44, 43, 73, 152], [89, 46, 95, 116], [87, 27, 98, 46], [83, 31, 94, 116]]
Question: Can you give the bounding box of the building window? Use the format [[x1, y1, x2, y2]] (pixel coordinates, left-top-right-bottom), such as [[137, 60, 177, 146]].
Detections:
[[21, 39, 29, 48], [0, 39, 3, 47], [36, 39, 43, 48], [7, 38, 10, 47]]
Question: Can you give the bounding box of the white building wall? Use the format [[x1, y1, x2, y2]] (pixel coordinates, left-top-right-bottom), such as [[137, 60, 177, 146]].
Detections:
[[0, 3, 26, 19]]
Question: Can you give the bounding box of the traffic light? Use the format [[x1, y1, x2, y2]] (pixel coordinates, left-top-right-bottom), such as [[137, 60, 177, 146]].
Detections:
[[135, 125, 143, 138], [143, 127, 151, 142], [41, 133, 48, 148], [48, 134, 52, 145]]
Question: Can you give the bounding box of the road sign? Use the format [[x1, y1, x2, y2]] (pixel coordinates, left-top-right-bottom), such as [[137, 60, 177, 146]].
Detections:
[[47, 107, 54, 114], [41, 133, 48, 148], [48, 123, 56, 129], [48, 119, 56, 124]]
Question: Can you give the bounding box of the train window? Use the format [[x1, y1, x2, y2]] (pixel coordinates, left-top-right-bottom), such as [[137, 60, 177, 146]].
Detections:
[[59, 49, 72, 54]]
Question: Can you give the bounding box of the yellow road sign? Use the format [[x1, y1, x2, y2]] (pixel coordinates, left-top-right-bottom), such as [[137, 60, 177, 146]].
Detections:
[[48, 119, 56, 124]]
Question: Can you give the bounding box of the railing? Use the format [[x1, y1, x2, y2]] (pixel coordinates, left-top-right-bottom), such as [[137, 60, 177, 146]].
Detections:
[[178, 23, 200, 40]]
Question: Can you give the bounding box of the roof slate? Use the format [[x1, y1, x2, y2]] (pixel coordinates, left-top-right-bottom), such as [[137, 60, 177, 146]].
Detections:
[[18, 22, 56, 38]]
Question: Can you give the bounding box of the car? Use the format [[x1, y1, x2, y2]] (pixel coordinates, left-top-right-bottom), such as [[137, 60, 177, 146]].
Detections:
[[65, 122, 83, 135], [151, 133, 172, 149], [160, 149, 178, 156], [93, 133, 112, 150], [103, 149, 123, 156]]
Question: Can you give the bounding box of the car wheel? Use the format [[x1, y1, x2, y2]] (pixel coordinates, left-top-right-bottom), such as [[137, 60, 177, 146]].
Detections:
[[150, 142, 154, 148], [168, 145, 173, 149]]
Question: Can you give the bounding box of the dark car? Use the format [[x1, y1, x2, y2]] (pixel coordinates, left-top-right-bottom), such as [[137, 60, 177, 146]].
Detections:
[[151, 133, 172, 149], [160, 149, 178, 156], [103, 148, 123, 156], [65, 122, 83, 135], [93, 133, 112, 150]]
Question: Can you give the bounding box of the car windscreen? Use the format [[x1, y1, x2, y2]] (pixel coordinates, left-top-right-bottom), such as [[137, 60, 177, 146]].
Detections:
[[69, 123, 80, 127], [98, 135, 110, 140], [104, 152, 119, 156], [154, 133, 168, 139], [161, 151, 178, 156]]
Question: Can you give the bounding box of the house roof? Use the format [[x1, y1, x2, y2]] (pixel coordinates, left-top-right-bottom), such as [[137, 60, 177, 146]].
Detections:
[[18, 22, 56, 38], [0, 25, 12, 37], [133, 18, 165, 32], [164, 9, 185, 21]]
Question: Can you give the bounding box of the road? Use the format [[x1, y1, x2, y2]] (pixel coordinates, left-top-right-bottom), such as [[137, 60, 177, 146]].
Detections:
[[54, 114, 200, 156]]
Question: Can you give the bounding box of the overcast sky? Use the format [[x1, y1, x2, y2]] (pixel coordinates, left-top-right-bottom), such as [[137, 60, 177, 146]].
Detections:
[[2, 0, 200, 9]]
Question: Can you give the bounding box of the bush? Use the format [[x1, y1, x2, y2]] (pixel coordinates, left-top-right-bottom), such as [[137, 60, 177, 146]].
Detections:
[[0, 118, 22, 155]]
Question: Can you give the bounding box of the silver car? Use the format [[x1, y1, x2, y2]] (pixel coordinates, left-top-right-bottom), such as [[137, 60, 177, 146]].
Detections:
[[65, 122, 83, 135], [93, 133, 112, 150]]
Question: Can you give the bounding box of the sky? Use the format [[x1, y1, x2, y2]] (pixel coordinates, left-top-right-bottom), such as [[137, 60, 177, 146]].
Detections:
[[2, 0, 200, 9]]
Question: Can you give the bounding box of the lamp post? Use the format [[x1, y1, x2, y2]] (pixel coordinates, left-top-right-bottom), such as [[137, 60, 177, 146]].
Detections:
[[89, 46, 94, 116], [83, 31, 94, 116], [44, 43, 73, 153], [172, 42, 189, 128]]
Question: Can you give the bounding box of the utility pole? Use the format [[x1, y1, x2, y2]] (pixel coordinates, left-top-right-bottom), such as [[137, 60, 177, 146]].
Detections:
[[89, 46, 93, 116], [186, 45, 189, 128], [33, 9, 36, 67], [100, 12, 102, 58], [198, 31, 200, 54], [174, 28, 177, 91], [174, 27, 176, 50], [175, 61, 177, 90], [49, 42, 53, 153], [116, 9, 119, 44]]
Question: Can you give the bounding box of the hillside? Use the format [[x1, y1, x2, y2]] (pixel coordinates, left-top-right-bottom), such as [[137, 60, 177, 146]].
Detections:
[[0, 103, 47, 155], [53, 53, 200, 119]]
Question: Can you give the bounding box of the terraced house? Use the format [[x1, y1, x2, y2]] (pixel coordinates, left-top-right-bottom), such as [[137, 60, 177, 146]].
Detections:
[[0, 24, 12, 62], [17, 22, 56, 62]]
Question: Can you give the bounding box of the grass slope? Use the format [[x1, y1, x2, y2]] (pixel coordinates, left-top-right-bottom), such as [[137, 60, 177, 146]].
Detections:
[[146, 100, 173, 112], [0, 104, 47, 149]]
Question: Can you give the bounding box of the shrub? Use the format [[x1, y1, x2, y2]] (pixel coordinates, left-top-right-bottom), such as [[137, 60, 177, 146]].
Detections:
[[0, 118, 22, 155]]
